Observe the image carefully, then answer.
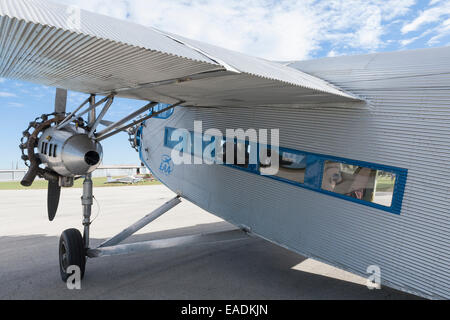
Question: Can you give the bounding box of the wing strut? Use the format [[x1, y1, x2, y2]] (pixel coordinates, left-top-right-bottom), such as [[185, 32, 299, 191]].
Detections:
[[85, 195, 250, 258], [53, 91, 183, 142], [95, 101, 184, 142]]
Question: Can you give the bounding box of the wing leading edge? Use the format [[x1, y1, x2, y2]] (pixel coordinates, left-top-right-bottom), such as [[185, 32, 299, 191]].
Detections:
[[0, 0, 360, 106]]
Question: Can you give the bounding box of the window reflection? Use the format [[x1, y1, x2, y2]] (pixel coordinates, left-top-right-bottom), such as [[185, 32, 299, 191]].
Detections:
[[322, 161, 396, 207], [260, 148, 306, 184]]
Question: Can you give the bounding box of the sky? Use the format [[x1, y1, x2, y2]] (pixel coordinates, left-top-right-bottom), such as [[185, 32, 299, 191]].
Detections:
[[1, 0, 449, 168]]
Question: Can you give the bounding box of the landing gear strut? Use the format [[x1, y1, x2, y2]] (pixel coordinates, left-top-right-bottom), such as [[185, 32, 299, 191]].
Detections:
[[53, 93, 249, 282], [58, 174, 93, 282], [57, 184, 250, 282], [19, 90, 189, 282]]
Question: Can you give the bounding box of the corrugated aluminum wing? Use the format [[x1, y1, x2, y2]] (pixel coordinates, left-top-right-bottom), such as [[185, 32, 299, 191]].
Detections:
[[0, 0, 360, 106]]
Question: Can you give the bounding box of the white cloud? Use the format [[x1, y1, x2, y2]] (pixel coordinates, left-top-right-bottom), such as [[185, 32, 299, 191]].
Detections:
[[327, 50, 337, 57], [0, 91, 16, 98], [8, 102, 24, 108], [429, 0, 445, 6], [400, 36, 420, 46], [427, 18, 450, 45], [354, 6, 383, 49], [0, 78, 5, 83], [402, 2, 450, 34], [68, 91, 86, 105], [56, 0, 416, 60]]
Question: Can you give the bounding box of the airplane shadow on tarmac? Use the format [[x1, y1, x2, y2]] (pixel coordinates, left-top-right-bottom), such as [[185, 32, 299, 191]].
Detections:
[[0, 222, 421, 300]]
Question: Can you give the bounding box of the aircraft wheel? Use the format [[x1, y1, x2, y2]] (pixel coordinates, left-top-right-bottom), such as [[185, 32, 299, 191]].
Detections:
[[59, 229, 86, 282]]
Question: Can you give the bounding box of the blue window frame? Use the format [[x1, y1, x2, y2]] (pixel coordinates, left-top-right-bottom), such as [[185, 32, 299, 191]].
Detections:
[[259, 145, 307, 185], [163, 127, 407, 215], [151, 103, 174, 119], [316, 156, 407, 214], [135, 126, 143, 149]]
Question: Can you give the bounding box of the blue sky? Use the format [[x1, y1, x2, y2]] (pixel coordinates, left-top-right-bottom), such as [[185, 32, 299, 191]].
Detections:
[[0, 81, 145, 169], [1, 0, 449, 168]]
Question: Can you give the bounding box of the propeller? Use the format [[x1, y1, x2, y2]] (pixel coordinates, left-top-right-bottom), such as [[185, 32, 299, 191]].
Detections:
[[21, 88, 103, 222], [47, 180, 61, 221], [54, 88, 67, 116], [47, 88, 67, 221]]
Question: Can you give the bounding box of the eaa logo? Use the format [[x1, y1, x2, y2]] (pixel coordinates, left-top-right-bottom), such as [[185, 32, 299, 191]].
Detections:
[[159, 155, 174, 176]]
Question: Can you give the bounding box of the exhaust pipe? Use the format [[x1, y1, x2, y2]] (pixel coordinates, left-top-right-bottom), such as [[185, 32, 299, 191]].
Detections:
[[21, 162, 39, 187]]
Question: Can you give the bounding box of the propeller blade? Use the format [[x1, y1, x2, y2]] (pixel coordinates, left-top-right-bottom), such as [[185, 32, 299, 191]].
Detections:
[[47, 180, 61, 221], [54, 88, 67, 115]]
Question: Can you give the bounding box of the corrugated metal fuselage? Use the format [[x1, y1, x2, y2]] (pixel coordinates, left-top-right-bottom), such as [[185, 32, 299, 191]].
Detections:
[[140, 47, 450, 300]]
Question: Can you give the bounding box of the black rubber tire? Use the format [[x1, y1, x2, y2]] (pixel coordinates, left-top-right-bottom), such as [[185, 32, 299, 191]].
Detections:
[[59, 229, 86, 282]]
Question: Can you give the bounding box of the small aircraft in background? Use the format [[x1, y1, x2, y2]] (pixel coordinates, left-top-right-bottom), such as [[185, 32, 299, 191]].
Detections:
[[106, 175, 144, 185]]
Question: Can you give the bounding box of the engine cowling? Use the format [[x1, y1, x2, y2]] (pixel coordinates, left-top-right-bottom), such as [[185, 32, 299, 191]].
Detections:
[[37, 125, 103, 177]]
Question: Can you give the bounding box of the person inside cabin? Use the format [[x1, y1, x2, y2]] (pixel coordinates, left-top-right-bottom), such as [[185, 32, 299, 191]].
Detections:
[[345, 167, 372, 200], [322, 161, 343, 192], [322, 162, 376, 201]]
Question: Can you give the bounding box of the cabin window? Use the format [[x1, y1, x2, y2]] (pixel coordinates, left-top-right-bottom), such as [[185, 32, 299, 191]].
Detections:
[[53, 144, 57, 158], [162, 126, 406, 214], [321, 161, 396, 207], [259, 147, 307, 184]]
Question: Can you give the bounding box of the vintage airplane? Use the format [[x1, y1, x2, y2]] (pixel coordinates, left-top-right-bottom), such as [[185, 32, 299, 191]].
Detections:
[[106, 175, 144, 185], [0, 0, 449, 299]]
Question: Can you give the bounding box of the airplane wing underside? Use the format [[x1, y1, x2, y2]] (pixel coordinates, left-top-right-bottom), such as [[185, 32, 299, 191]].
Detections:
[[0, 0, 360, 107]]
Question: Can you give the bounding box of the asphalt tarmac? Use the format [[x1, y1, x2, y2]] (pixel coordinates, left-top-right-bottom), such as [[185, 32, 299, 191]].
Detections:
[[0, 185, 420, 300]]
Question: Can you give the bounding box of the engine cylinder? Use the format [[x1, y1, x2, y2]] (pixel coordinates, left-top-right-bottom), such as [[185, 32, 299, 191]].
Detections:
[[38, 126, 103, 177]]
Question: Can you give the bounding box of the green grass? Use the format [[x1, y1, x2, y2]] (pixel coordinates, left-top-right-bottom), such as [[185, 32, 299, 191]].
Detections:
[[1, 174, 396, 192], [376, 176, 396, 192], [0, 177, 161, 190]]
